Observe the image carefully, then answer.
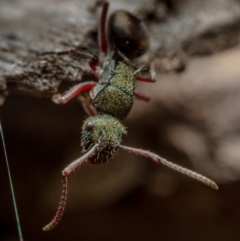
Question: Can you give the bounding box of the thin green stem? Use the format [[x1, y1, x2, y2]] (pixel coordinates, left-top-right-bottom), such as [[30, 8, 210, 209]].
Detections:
[[0, 121, 24, 241]]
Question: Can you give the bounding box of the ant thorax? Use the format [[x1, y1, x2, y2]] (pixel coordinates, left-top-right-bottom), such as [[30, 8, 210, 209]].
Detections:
[[92, 60, 135, 119], [98, 60, 116, 84], [81, 115, 126, 164]]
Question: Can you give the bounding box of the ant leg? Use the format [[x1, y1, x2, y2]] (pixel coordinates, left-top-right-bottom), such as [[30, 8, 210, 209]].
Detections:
[[134, 62, 157, 83], [82, 103, 98, 116], [134, 91, 150, 102], [43, 143, 99, 231], [77, 94, 98, 116], [52, 81, 96, 104], [70, 50, 99, 76], [119, 145, 218, 190], [42, 175, 68, 231], [63, 143, 100, 176], [99, 1, 109, 55], [134, 75, 156, 83]]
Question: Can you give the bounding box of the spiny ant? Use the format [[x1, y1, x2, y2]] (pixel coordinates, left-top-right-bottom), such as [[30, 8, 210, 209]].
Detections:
[[43, 1, 218, 232], [52, 1, 155, 120]]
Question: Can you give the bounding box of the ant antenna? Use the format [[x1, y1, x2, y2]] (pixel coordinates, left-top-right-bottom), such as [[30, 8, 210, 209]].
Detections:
[[43, 143, 100, 231], [0, 116, 24, 241], [119, 145, 218, 190]]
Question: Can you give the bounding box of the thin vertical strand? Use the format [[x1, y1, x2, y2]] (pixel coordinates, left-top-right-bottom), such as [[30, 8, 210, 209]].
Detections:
[[0, 121, 24, 241], [43, 175, 68, 231], [120, 145, 218, 190]]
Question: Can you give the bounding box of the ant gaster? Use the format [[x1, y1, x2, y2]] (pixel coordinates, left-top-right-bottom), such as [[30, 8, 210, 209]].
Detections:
[[52, 1, 155, 120], [43, 2, 218, 231]]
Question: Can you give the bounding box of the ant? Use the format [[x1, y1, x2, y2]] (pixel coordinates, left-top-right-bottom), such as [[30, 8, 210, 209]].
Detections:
[[43, 1, 218, 232], [52, 1, 155, 119]]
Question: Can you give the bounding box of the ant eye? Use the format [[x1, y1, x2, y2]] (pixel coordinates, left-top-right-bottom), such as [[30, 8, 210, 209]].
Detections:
[[85, 121, 94, 131]]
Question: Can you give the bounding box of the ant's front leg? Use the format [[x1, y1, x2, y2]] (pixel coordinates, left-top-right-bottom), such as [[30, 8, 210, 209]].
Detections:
[[52, 81, 96, 104]]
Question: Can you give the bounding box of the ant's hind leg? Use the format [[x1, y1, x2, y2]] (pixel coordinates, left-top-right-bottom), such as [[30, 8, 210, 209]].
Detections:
[[52, 81, 96, 104], [134, 75, 156, 83], [77, 94, 98, 116], [134, 91, 150, 102]]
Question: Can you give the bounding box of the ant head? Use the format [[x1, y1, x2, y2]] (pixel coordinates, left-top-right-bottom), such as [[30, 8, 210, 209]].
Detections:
[[81, 115, 126, 164]]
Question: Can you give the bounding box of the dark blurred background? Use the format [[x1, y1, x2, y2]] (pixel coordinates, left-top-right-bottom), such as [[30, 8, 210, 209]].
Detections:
[[1, 47, 240, 241]]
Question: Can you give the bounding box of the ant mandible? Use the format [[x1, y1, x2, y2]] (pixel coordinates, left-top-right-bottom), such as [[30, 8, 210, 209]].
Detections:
[[43, 1, 218, 231], [52, 1, 155, 119]]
